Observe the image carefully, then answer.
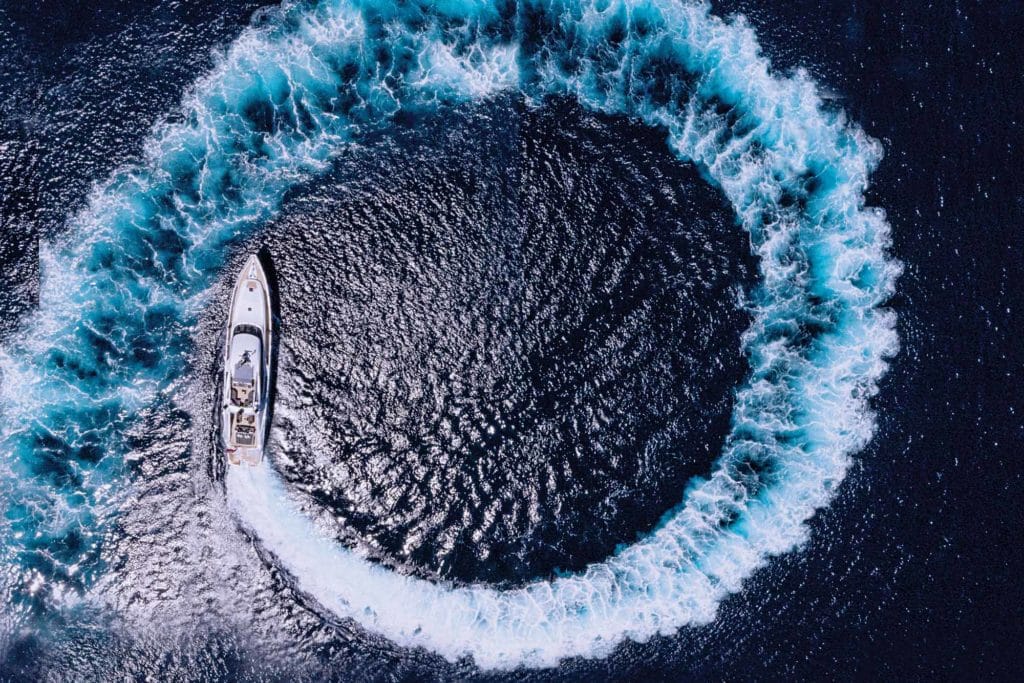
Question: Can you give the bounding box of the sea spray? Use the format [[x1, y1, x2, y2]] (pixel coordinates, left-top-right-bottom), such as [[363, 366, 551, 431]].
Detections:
[[0, 0, 899, 667]]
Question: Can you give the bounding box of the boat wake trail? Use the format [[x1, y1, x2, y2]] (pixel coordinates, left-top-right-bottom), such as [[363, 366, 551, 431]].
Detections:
[[1, 0, 899, 668]]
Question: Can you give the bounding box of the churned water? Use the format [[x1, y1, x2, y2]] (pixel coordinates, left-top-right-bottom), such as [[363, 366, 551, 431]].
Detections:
[[1, 0, 1020, 679]]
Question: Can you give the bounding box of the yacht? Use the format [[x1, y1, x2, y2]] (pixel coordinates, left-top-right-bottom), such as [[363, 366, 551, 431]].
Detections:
[[220, 254, 273, 465]]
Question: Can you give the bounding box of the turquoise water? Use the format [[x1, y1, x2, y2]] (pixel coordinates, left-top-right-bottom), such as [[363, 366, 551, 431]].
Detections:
[[0, 0, 899, 669]]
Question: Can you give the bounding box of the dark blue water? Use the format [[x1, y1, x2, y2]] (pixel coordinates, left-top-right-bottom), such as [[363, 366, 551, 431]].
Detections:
[[0, 0, 1021, 679]]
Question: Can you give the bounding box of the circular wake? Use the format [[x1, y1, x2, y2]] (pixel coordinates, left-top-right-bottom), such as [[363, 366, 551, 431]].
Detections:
[[262, 97, 754, 587], [0, 0, 900, 670]]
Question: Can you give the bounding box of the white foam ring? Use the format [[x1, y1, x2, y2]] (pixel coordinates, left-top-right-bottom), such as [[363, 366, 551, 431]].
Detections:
[[226, 0, 899, 670], [0, 0, 899, 670]]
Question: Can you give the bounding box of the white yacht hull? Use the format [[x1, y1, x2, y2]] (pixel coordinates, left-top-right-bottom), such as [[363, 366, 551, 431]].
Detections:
[[220, 254, 273, 466]]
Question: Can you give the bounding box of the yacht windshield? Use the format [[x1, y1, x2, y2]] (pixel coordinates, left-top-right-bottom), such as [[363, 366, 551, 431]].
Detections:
[[233, 324, 262, 341]]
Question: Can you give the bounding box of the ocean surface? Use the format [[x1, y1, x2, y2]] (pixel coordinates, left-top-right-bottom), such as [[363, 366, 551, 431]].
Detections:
[[0, 0, 1021, 679]]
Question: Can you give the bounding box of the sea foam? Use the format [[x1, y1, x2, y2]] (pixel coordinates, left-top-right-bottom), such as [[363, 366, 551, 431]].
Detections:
[[1, 0, 899, 667]]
